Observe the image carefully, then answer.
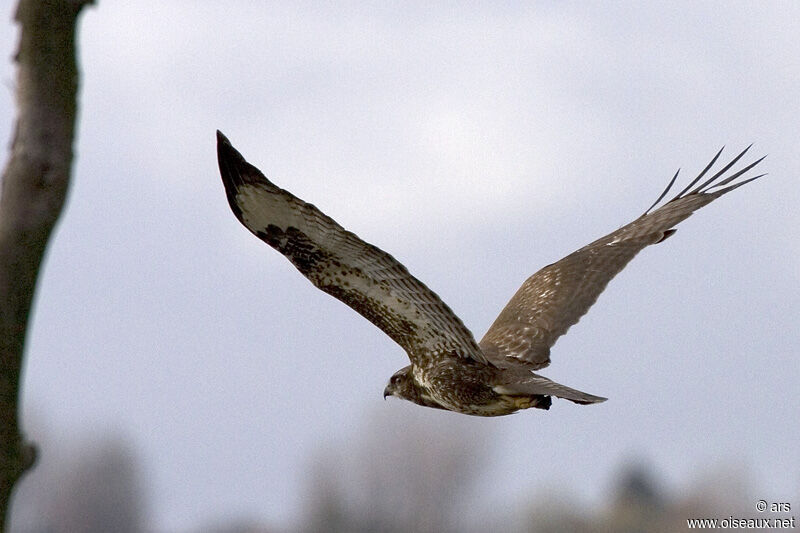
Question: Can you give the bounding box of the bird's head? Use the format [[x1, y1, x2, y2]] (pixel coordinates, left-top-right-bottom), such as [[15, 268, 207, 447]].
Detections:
[[384, 365, 446, 411], [383, 365, 415, 401]]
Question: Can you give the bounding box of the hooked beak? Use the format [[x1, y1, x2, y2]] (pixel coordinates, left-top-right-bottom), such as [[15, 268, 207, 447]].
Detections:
[[383, 386, 391, 399]]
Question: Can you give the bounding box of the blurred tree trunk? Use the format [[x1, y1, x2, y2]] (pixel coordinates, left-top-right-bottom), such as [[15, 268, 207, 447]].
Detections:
[[0, 0, 93, 529]]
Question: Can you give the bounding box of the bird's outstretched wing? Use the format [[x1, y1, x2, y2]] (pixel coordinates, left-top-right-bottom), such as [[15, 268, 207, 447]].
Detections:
[[216, 131, 488, 365], [480, 146, 766, 370]]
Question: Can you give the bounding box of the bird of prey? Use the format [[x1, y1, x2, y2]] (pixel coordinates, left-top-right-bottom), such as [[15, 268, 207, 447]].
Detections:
[[216, 131, 765, 416]]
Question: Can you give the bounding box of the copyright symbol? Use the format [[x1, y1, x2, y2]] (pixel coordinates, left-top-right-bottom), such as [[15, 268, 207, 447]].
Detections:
[[756, 499, 767, 512]]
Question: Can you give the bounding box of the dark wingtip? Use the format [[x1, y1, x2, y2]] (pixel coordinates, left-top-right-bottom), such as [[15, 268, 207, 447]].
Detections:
[[215, 131, 274, 209], [215, 130, 250, 220], [713, 172, 768, 195], [669, 146, 725, 202], [216, 130, 259, 189], [216, 131, 229, 155], [689, 144, 755, 195], [643, 168, 680, 216], [652, 144, 765, 210], [216, 130, 241, 169]]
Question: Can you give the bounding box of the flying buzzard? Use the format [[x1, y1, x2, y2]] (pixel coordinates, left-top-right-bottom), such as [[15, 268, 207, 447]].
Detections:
[[216, 131, 765, 416]]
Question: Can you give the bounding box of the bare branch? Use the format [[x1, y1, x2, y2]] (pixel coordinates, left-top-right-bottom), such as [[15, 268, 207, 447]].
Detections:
[[0, 0, 93, 528]]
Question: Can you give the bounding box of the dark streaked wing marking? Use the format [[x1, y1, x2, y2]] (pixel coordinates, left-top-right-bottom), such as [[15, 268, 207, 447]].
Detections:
[[479, 147, 766, 370], [216, 131, 488, 365]]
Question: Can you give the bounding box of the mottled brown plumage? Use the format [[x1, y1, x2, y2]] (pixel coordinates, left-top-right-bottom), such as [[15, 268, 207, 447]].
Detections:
[[217, 131, 765, 416]]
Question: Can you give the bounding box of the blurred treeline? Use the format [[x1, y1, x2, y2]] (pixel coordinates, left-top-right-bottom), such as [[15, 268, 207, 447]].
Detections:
[[8, 410, 789, 533]]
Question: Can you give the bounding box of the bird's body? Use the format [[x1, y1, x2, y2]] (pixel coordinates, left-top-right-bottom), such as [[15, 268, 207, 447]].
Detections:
[[216, 131, 765, 416], [410, 361, 556, 416]]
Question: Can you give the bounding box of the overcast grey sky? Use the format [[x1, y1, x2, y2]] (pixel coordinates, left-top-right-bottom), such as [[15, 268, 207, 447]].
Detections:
[[2, 2, 799, 531]]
